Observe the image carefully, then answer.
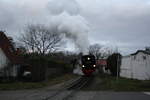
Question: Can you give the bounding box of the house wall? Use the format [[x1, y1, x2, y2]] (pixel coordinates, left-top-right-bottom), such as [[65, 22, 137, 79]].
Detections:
[[0, 48, 18, 78], [9, 65, 19, 77], [0, 48, 9, 70], [120, 56, 132, 78], [46, 67, 64, 78], [120, 52, 150, 80]]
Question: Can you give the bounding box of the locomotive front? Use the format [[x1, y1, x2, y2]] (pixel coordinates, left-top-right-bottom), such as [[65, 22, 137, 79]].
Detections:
[[81, 55, 96, 76]]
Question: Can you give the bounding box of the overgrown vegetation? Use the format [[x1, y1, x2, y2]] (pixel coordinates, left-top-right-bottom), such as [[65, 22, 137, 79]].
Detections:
[[23, 52, 75, 69], [107, 53, 122, 76], [0, 74, 78, 90], [88, 74, 150, 91], [19, 52, 75, 81]]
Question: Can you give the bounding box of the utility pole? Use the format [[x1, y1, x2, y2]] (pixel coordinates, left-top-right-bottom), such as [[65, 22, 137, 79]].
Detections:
[[116, 47, 119, 81], [116, 53, 119, 80]]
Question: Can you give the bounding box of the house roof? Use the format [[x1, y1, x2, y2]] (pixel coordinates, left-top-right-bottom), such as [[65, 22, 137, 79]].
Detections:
[[0, 31, 21, 64], [131, 50, 150, 56]]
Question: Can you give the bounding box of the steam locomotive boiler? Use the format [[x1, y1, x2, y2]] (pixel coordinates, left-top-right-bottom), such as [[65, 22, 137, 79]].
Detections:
[[81, 55, 96, 76]]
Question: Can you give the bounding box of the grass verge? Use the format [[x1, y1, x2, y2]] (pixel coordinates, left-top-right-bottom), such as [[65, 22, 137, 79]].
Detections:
[[96, 74, 150, 91], [0, 74, 78, 90]]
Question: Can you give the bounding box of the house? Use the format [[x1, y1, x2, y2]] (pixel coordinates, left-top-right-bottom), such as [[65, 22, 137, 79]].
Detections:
[[96, 59, 108, 73], [0, 31, 21, 80], [96, 59, 107, 67], [120, 50, 150, 80]]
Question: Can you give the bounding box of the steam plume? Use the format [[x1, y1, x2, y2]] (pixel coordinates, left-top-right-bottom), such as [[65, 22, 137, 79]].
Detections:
[[48, 0, 90, 54]]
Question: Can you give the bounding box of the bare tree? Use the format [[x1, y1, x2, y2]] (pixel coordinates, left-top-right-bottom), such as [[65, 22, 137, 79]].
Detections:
[[89, 44, 103, 60], [20, 24, 63, 55], [102, 47, 114, 58]]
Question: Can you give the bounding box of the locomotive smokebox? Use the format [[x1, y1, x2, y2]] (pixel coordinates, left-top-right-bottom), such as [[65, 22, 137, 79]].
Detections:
[[81, 55, 96, 75]]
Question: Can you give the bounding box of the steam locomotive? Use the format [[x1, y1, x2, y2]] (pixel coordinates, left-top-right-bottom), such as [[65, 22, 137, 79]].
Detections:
[[81, 55, 96, 76]]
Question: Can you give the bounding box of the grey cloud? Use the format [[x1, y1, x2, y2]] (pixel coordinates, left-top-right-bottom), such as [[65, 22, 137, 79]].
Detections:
[[0, 0, 50, 36], [1, 0, 150, 55], [78, 0, 150, 54]]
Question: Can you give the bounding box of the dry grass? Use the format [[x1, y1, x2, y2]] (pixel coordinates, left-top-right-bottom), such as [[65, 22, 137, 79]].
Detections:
[[0, 74, 78, 90]]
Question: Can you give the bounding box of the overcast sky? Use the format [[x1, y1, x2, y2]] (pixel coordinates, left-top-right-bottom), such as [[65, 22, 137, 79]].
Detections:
[[0, 0, 150, 55]]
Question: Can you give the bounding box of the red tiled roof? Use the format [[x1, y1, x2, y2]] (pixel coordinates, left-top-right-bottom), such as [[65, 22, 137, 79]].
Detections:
[[0, 31, 21, 64]]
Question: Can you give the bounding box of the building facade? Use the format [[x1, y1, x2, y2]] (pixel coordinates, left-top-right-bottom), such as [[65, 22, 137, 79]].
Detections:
[[0, 31, 21, 79], [120, 50, 150, 80]]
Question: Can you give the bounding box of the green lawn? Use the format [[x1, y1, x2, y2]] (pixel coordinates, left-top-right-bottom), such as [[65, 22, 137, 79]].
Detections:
[[95, 74, 150, 91], [0, 74, 78, 90]]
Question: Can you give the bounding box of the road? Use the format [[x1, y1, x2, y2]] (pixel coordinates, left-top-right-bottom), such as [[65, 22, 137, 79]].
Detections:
[[0, 90, 150, 100], [69, 91, 150, 100]]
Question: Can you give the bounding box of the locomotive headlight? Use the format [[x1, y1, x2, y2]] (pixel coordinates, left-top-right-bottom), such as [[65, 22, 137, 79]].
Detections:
[[82, 65, 85, 67], [93, 65, 96, 67]]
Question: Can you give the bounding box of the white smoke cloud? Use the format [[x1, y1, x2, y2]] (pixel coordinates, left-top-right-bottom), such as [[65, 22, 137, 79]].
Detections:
[[73, 65, 84, 75], [49, 12, 89, 53], [47, 0, 90, 54], [48, 0, 80, 15]]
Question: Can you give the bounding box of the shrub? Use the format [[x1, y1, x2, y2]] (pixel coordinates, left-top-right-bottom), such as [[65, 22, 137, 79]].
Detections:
[[107, 53, 122, 76]]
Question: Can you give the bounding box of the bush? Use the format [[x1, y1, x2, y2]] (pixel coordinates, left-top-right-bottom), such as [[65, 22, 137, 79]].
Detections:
[[21, 53, 73, 81], [29, 57, 46, 81], [107, 53, 122, 76]]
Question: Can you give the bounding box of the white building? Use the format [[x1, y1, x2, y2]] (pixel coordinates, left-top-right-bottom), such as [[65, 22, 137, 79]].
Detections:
[[0, 48, 8, 70], [120, 50, 150, 80], [0, 31, 20, 79]]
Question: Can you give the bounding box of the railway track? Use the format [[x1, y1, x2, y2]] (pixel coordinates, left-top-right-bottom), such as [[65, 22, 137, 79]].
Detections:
[[43, 76, 93, 100], [67, 76, 92, 90]]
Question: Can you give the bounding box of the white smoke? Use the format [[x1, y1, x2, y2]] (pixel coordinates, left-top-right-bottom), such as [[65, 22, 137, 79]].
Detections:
[[48, 0, 90, 54], [48, 0, 80, 16], [73, 65, 84, 75], [48, 0, 90, 75]]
